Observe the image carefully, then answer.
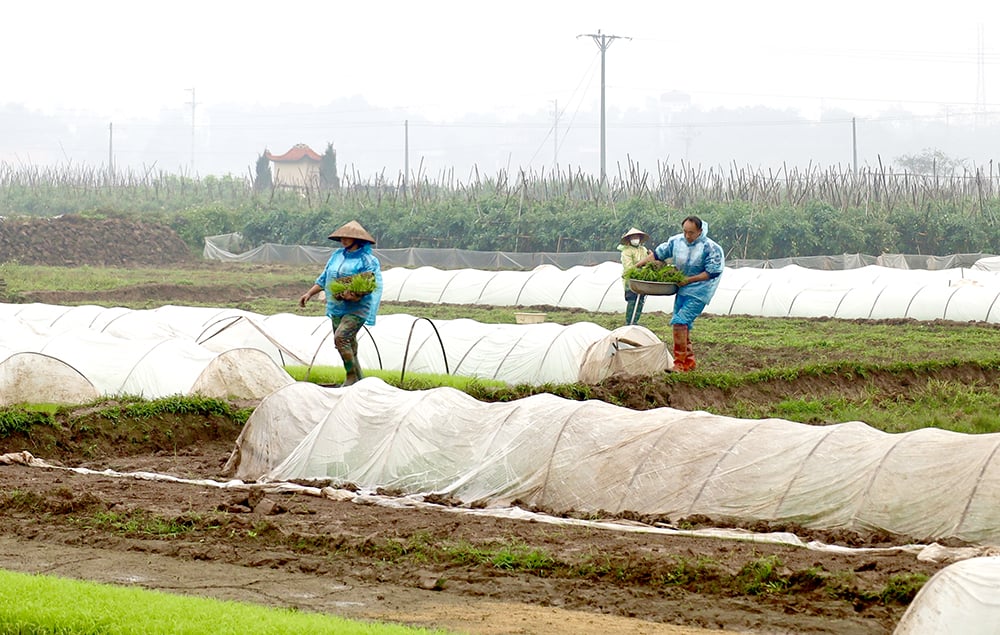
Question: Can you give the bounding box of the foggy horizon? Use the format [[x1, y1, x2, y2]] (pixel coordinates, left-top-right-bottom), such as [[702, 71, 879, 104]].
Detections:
[[3, 96, 998, 183]]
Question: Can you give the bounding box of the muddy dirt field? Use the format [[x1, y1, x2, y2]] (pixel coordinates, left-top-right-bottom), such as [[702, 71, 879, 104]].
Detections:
[[0, 221, 970, 633], [0, 435, 945, 635]]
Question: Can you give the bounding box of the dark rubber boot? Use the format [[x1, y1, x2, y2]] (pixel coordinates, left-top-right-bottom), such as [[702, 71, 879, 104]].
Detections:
[[351, 341, 363, 380], [342, 351, 360, 386], [342, 369, 360, 386]]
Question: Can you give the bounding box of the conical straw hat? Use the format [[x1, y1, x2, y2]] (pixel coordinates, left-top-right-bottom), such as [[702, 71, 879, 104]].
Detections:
[[328, 220, 376, 244], [620, 227, 649, 245]]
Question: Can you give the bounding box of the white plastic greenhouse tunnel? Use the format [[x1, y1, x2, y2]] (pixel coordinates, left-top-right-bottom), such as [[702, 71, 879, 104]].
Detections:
[[202, 236, 1000, 320], [6, 255, 1000, 403], [894, 556, 1000, 634], [380, 260, 1000, 322], [227, 378, 1000, 547], [0, 303, 295, 404], [0, 303, 672, 403]]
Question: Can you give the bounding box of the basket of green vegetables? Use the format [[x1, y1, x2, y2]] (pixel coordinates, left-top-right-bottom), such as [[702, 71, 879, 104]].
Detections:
[[624, 263, 685, 295], [327, 272, 376, 301]]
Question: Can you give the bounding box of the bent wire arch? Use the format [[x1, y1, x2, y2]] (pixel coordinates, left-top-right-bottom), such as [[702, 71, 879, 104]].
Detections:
[[474, 270, 506, 305], [451, 334, 491, 376], [400, 317, 449, 383], [196, 315, 303, 367]]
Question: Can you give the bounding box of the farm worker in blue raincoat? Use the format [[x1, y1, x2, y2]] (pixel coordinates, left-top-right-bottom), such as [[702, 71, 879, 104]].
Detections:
[[618, 227, 652, 325], [635, 215, 724, 371], [299, 220, 383, 386]]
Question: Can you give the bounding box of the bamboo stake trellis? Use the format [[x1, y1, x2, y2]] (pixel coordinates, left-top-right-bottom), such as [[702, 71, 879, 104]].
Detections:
[[3, 159, 999, 217]]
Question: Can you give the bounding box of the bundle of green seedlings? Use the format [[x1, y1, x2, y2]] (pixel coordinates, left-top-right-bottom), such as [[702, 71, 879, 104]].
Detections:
[[328, 272, 377, 298], [624, 262, 686, 284]]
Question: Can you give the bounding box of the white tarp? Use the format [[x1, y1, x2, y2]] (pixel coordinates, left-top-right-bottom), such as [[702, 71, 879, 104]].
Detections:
[[0, 352, 99, 406], [381, 263, 1000, 322], [973, 256, 1000, 272], [894, 557, 1000, 634], [0, 304, 672, 388], [227, 379, 1000, 545], [0, 304, 295, 402], [578, 325, 673, 383]]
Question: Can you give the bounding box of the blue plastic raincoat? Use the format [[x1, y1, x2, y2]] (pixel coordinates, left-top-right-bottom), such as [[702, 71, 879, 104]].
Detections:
[[314, 242, 383, 325], [652, 221, 725, 305]]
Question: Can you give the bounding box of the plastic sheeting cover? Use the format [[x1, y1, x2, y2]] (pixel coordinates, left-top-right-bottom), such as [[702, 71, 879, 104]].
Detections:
[[1, 304, 671, 387], [0, 305, 295, 401], [203, 236, 996, 272], [229, 379, 1000, 545], [380, 262, 1000, 322], [0, 352, 99, 406], [578, 325, 673, 382], [894, 557, 1000, 634], [203, 233, 620, 269]]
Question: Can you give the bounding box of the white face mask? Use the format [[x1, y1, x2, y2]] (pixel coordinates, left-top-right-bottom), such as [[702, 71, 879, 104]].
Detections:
[[629, 238, 641, 247]]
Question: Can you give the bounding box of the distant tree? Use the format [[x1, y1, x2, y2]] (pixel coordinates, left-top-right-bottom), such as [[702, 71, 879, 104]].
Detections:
[[253, 151, 272, 193], [894, 148, 968, 176], [320, 142, 340, 190]]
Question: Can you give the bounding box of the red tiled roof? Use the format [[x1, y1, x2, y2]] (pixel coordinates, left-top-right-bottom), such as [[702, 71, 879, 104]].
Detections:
[[265, 143, 323, 162]]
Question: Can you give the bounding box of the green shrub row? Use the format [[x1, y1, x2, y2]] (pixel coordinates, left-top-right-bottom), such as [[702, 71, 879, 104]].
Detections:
[[162, 198, 1000, 259], [3, 171, 998, 259]]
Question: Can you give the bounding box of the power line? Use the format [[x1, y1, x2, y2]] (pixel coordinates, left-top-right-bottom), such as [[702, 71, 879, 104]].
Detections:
[[577, 30, 630, 183]]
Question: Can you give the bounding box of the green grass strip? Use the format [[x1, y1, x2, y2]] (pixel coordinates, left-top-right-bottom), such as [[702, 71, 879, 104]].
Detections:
[[284, 365, 507, 391], [0, 569, 448, 635]]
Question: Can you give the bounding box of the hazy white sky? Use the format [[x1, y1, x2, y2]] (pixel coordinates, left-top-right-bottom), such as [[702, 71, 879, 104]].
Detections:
[[5, 0, 998, 123]]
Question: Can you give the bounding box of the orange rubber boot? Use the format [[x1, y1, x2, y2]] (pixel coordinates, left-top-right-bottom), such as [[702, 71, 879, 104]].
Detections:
[[684, 334, 696, 371], [672, 325, 689, 372]]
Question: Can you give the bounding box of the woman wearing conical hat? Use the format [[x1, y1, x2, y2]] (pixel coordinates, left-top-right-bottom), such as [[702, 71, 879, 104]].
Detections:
[[299, 220, 383, 386], [618, 227, 651, 325]]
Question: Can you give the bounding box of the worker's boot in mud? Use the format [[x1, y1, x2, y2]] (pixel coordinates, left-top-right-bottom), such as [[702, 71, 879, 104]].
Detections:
[[350, 341, 364, 382], [684, 334, 696, 371], [342, 353, 360, 386], [672, 324, 688, 371]]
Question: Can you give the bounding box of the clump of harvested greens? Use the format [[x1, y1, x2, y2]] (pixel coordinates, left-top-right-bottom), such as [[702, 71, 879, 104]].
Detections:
[[624, 263, 686, 284], [328, 272, 377, 298]]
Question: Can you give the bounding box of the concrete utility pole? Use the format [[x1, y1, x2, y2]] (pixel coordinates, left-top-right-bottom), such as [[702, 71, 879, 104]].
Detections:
[[577, 30, 630, 183]]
